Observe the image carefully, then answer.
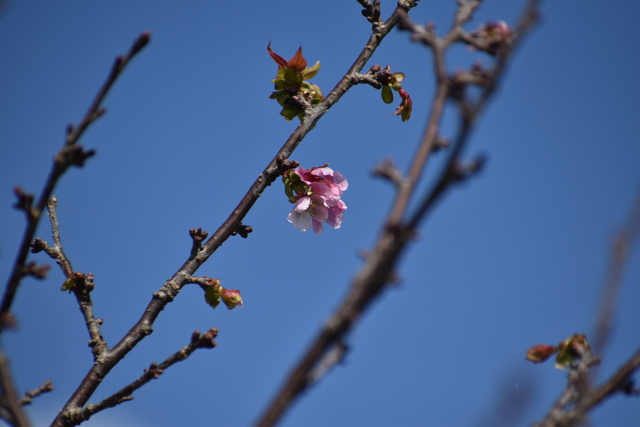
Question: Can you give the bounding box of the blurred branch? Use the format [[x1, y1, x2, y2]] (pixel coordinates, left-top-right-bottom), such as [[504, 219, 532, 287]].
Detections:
[[0, 351, 30, 427], [475, 371, 536, 427], [591, 189, 640, 374], [534, 345, 640, 427], [65, 329, 217, 424], [254, 2, 540, 427], [20, 381, 53, 406], [532, 188, 640, 426]]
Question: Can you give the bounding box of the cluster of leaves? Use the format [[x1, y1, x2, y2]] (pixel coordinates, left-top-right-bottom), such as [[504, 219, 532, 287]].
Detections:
[[268, 43, 323, 121], [372, 64, 413, 121]]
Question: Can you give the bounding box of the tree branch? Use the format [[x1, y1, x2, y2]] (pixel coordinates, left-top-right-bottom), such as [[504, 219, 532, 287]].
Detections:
[[591, 189, 640, 373], [1, 30, 149, 427], [49, 3, 422, 426], [0, 30, 150, 333], [65, 329, 217, 424], [254, 2, 539, 426], [0, 350, 30, 427], [534, 345, 640, 427], [20, 381, 53, 407]]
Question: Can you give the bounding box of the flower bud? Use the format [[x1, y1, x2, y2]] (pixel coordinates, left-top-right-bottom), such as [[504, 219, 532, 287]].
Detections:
[[219, 287, 243, 310], [525, 344, 557, 363]]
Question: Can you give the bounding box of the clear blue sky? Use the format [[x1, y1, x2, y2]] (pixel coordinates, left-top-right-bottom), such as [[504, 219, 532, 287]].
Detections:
[[1, 1, 639, 426]]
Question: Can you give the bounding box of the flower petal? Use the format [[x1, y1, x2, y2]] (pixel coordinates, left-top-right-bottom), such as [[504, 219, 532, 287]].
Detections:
[[288, 209, 312, 231], [312, 219, 324, 234]]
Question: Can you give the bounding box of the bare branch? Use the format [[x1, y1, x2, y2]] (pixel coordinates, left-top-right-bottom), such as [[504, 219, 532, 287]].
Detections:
[[65, 31, 151, 147], [66, 329, 217, 424], [534, 345, 640, 427], [0, 350, 30, 427], [42, 197, 74, 277], [34, 198, 108, 359], [51, 4, 421, 426], [591, 189, 640, 370], [0, 28, 149, 427], [20, 381, 53, 406], [0, 30, 151, 334]]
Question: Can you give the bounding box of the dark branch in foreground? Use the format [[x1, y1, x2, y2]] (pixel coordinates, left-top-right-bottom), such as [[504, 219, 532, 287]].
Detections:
[[254, 2, 540, 427], [0, 350, 30, 427]]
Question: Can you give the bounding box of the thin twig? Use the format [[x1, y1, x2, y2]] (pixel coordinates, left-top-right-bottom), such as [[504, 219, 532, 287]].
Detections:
[[591, 190, 640, 374], [20, 381, 53, 406], [44, 197, 74, 277], [407, 0, 539, 229], [533, 189, 640, 426], [36, 198, 107, 359], [0, 30, 151, 334], [65, 329, 217, 423]]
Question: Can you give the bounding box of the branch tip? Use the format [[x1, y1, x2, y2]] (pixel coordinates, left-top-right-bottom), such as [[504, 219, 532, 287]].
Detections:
[[372, 158, 405, 189], [21, 380, 54, 406], [451, 154, 486, 182], [22, 261, 50, 279], [12, 186, 34, 213], [131, 30, 151, 55], [189, 227, 208, 259]]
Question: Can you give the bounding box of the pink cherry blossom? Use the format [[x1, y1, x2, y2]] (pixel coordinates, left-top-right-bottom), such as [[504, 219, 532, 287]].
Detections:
[[283, 165, 348, 234]]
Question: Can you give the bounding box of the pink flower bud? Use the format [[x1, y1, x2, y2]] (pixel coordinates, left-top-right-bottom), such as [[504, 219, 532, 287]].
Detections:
[[219, 287, 243, 310], [525, 344, 557, 363]]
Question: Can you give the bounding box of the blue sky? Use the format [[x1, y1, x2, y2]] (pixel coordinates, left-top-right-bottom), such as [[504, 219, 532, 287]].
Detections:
[[1, 1, 639, 426]]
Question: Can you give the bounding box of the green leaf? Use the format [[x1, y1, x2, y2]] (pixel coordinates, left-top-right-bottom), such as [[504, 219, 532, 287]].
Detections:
[[381, 85, 393, 104], [204, 287, 221, 309], [302, 61, 321, 80], [61, 277, 76, 291]]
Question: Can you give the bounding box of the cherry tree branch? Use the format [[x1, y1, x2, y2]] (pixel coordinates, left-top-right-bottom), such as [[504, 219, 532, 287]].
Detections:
[[254, 2, 540, 426], [534, 345, 640, 427], [0, 31, 151, 334], [591, 189, 640, 372], [31, 197, 107, 359], [532, 189, 640, 426], [0, 350, 30, 427], [66, 329, 217, 423], [20, 381, 53, 406], [0, 31, 149, 427], [51, 3, 420, 426]]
